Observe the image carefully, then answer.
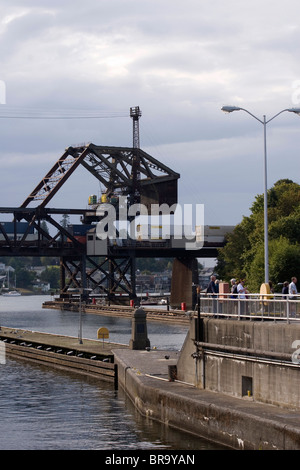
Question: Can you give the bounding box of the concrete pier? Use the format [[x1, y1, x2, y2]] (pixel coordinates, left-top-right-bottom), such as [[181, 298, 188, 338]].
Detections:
[[113, 348, 300, 450], [0, 327, 128, 388]]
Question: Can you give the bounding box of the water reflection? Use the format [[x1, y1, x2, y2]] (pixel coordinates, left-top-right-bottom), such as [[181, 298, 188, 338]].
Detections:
[[0, 295, 188, 350], [0, 357, 224, 450], [0, 295, 225, 450]]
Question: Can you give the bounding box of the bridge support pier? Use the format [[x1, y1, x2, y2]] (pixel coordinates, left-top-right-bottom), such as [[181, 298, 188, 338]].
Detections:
[[170, 257, 198, 310], [58, 254, 137, 303]]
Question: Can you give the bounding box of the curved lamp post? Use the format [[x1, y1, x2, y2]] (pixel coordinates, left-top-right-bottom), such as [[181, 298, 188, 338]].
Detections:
[[221, 105, 300, 284]]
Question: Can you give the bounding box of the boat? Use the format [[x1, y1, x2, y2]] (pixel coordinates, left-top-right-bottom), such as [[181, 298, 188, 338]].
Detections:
[[2, 290, 21, 297]]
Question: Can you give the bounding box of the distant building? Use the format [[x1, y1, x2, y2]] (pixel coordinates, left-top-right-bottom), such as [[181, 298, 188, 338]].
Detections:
[[154, 272, 171, 293], [33, 281, 51, 292], [136, 271, 171, 294]]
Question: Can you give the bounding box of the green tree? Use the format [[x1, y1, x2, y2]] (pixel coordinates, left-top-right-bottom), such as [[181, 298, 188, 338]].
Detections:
[[15, 268, 36, 289], [245, 237, 300, 292], [216, 179, 300, 291], [60, 214, 70, 242], [40, 266, 60, 289]]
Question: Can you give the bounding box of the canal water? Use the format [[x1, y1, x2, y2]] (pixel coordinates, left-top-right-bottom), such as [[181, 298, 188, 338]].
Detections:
[[0, 295, 224, 450]]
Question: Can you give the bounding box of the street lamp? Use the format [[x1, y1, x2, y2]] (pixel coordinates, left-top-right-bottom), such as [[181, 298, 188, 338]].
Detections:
[[221, 105, 300, 284]]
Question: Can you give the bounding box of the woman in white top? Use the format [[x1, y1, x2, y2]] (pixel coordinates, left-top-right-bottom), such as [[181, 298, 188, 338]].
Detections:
[[289, 277, 298, 299], [237, 280, 246, 299], [237, 279, 248, 315]]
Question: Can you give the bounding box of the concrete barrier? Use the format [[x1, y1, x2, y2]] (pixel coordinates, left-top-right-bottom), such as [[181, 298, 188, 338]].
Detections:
[[113, 348, 300, 450], [177, 318, 300, 409]]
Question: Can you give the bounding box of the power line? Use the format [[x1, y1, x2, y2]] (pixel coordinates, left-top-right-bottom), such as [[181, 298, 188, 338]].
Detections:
[[0, 106, 129, 120]]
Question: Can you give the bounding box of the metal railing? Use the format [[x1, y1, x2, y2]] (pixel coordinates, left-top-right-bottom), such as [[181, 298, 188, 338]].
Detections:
[[198, 293, 300, 322]]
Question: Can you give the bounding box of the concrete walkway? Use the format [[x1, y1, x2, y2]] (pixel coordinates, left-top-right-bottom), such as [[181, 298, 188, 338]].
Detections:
[[113, 348, 300, 450]]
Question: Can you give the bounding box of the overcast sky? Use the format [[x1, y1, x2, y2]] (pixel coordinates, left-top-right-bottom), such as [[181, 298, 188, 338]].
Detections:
[[1, 0, 300, 229]]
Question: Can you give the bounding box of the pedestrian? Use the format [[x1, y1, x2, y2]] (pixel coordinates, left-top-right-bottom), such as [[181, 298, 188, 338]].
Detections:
[[206, 275, 217, 315], [237, 279, 246, 299], [206, 275, 217, 295], [237, 279, 248, 315], [282, 281, 289, 316], [289, 277, 298, 299], [268, 281, 275, 294], [282, 281, 289, 298], [230, 278, 238, 316], [230, 278, 238, 298], [289, 277, 298, 318]]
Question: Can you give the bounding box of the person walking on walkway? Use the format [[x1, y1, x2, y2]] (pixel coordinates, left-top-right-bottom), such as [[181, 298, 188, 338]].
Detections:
[[230, 278, 238, 298], [289, 277, 298, 317], [289, 277, 298, 298], [282, 281, 289, 298], [206, 275, 217, 314], [206, 275, 217, 295], [237, 279, 248, 315], [230, 278, 238, 315]]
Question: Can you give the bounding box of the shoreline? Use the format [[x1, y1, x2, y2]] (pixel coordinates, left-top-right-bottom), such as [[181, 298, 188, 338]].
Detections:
[[42, 300, 191, 324]]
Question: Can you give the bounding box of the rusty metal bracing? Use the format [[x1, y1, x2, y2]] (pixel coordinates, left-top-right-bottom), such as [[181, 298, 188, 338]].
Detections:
[[21, 146, 91, 208], [21, 144, 180, 209]]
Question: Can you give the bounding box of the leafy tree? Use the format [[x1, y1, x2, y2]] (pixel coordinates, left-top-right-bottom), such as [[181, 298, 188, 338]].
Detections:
[[40, 266, 60, 289], [59, 214, 70, 242], [245, 237, 300, 292], [216, 179, 300, 291], [15, 267, 36, 289]]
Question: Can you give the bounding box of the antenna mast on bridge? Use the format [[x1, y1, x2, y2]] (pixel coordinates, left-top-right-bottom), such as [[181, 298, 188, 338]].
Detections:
[[130, 106, 142, 149], [129, 106, 142, 205]]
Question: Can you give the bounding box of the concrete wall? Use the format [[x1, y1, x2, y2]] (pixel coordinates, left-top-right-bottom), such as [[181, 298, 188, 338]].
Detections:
[[177, 318, 300, 409], [114, 348, 300, 450]]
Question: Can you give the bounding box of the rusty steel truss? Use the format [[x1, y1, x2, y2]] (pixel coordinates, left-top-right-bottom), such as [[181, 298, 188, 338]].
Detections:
[[21, 144, 179, 210], [0, 128, 183, 301], [0, 107, 222, 304], [0, 203, 219, 302]]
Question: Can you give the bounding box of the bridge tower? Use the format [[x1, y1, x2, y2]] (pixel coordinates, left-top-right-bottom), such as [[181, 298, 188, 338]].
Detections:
[[130, 106, 142, 149]]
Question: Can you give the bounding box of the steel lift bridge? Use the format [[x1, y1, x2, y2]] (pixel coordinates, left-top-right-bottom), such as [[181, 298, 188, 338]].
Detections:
[[0, 107, 230, 308]]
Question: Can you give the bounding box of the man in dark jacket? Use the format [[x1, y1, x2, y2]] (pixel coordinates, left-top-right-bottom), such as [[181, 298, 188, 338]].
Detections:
[[207, 275, 217, 295]]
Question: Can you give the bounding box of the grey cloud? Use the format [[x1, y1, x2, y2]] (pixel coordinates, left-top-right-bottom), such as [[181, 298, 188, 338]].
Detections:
[[0, 0, 300, 225]]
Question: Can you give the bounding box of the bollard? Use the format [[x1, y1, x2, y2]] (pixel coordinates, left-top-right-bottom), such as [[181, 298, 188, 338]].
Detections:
[[168, 364, 177, 382], [129, 307, 150, 350]]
